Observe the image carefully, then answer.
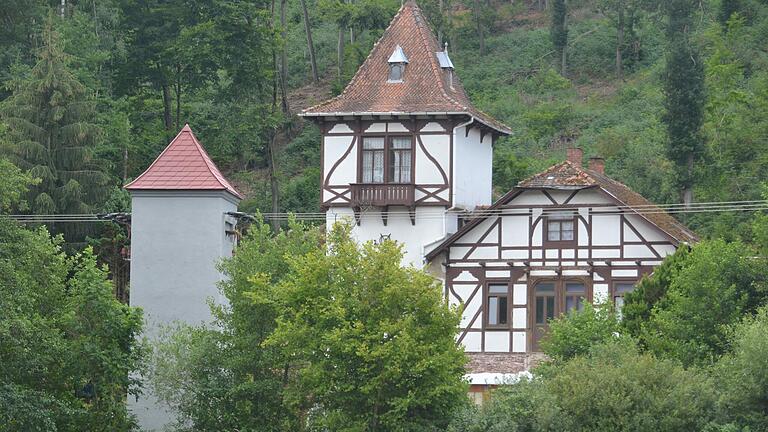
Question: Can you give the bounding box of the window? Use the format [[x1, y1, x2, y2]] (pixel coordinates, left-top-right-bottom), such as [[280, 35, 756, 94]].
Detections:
[[613, 282, 636, 318], [565, 282, 586, 313], [388, 63, 405, 82], [389, 137, 412, 183], [360, 136, 413, 184], [546, 218, 575, 242], [362, 137, 385, 183], [487, 284, 508, 327]]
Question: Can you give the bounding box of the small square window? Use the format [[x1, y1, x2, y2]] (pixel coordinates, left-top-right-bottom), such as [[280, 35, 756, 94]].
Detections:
[[546, 218, 576, 243]]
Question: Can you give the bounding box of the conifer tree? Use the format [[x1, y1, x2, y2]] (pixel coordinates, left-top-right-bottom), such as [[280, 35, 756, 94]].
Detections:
[[662, 0, 704, 206], [1, 14, 109, 217]]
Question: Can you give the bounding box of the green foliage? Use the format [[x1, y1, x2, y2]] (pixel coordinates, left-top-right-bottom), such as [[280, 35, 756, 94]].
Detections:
[[550, 0, 568, 73], [0, 158, 39, 212], [540, 302, 621, 363], [269, 223, 468, 431], [0, 217, 145, 431], [663, 0, 705, 199], [715, 306, 768, 430], [152, 218, 319, 431], [1, 14, 110, 216], [625, 240, 768, 366], [449, 339, 718, 432], [153, 221, 467, 431]]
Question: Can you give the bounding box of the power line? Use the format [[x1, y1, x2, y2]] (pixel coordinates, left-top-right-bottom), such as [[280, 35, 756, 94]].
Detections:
[[4, 199, 768, 223]]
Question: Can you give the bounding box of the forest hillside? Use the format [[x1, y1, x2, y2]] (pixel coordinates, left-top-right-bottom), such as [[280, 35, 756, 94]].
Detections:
[[1, 0, 767, 244]]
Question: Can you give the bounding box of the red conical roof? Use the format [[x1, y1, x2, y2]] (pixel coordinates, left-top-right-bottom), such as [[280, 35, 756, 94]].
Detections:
[[302, 1, 510, 134], [125, 124, 243, 199]]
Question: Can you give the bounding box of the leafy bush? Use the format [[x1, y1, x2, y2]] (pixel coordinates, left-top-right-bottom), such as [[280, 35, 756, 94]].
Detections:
[[539, 301, 620, 363]]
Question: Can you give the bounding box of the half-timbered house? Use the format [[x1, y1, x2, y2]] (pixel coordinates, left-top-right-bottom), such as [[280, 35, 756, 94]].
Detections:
[[301, 0, 697, 398], [301, 0, 511, 266], [424, 148, 698, 392]]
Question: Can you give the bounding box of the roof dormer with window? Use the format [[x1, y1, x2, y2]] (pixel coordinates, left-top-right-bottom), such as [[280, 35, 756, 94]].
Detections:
[[300, 1, 510, 266]]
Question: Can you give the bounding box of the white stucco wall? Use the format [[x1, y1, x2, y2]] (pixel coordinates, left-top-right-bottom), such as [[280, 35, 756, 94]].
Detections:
[[452, 125, 492, 209], [327, 207, 457, 267], [128, 190, 238, 431]]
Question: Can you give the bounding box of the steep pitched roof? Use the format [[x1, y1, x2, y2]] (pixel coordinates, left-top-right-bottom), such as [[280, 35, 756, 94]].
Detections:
[[125, 124, 243, 199], [301, 1, 510, 135], [425, 160, 697, 261]]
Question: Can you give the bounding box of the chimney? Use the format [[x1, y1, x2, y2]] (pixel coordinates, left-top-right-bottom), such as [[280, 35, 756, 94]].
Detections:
[[589, 157, 605, 174], [566, 147, 583, 166]]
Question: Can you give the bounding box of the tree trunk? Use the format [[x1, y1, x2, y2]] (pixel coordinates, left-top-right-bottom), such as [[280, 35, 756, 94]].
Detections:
[[279, 0, 290, 114], [474, 0, 485, 56], [267, 133, 280, 232], [300, 0, 319, 83], [683, 153, 694, 208], [561, 2, 567, 77], [60, 0, 66, 18], [616, 1, 624, 80], [161, 84, 173, 130], [337, 27, 345, 78], [175, 65, 182, 129], [438, 0, 444, 43]]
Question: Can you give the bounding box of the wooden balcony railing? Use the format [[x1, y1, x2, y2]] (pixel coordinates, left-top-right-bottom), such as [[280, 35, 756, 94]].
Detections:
[[350, 183, 415, 207]]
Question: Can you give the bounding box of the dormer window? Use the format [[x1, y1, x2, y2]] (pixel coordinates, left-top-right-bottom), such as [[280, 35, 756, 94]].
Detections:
[[387, 45, 408, 83]]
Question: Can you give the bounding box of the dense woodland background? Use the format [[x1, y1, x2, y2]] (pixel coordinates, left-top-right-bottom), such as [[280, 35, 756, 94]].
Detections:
[[2, 0, 768, 242], [6, 1, 768, 431]]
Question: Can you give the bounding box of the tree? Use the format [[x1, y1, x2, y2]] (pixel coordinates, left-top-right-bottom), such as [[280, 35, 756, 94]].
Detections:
[[598, 0, 653, 80], [625, 240, 768, 366], [448, 339, 718, 432], [663, 0, 705, 207], [0, 217, 145, 431], [0, 158, 38, 212], [1, 14, 110, 217], [716, 306, 768, 429], [551, 0, 568, 76], [300, 0, 320, 83], [152, 219, 320, 431], [269, 223, 468, 431]]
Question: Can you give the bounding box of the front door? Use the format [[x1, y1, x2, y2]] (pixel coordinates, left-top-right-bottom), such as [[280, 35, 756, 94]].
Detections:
[[531, 279, 588, 351]]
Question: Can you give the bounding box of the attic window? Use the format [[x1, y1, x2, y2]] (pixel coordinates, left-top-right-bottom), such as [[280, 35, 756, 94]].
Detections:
[[387, 45, 408, 83]]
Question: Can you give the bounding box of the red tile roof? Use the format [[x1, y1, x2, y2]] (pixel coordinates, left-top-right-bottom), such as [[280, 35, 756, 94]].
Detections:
[[301, 1, 510, 135], [124, 124, 243, 199], [425, 160, 697, 261]]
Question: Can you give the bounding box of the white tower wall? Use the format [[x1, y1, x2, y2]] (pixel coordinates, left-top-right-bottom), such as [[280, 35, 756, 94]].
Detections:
[[128, 190, 238, 431]]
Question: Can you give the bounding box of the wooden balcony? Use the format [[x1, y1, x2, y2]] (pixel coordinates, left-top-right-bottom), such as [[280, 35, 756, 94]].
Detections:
[[350, 183, 415, 207]]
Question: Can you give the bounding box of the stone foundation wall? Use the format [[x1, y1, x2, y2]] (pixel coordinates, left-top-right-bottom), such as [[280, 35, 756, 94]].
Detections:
[[466, 352, 548, 374]]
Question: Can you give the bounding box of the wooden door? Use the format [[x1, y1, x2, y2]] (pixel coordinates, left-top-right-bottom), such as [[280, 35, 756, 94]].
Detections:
[[532, 282, 556, 351]]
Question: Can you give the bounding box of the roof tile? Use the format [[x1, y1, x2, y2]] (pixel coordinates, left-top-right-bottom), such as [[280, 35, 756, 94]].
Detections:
[[301, 1, 510, 134], [124, 124, 243, 199]]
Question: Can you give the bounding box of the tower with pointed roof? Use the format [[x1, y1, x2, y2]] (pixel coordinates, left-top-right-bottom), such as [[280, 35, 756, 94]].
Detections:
[[124, 125, 242, 430], [301, 0, 510, 266]]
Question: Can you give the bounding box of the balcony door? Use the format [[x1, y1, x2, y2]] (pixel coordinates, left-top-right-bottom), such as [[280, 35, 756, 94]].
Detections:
[[531, 279, 590, 351]]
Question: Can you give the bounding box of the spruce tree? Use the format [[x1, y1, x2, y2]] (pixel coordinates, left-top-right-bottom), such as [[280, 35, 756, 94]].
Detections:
[[1, 14, 109, 217], [662, 0, 704, 206]]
